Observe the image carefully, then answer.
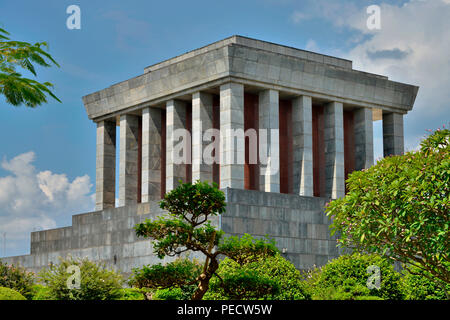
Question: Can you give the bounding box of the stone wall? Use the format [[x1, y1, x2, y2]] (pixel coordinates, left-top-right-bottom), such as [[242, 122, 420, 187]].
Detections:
[[1, 189, 339, 275], [222, 188, 339, 270]]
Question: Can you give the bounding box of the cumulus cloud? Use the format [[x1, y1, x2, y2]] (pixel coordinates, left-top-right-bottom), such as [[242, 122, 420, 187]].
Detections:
[[0, 151, 94, 257], [344, 0, 450, 150], [291, 0, 450, 152]]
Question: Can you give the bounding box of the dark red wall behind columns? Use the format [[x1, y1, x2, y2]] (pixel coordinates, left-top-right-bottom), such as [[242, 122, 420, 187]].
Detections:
[[161, 109, 166, 199], [343, 110, 355, 193], [212, 95, 220, 188], [185, 102, 192, 184], [244, 93, 259, 190], [279, 99, 293, 194], [137, 117, 142, 203], [312, 105, 325, 197]]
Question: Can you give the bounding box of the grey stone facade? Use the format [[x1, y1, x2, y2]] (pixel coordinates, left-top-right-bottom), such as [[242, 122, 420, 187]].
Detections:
[[2, 189, 337, 274]]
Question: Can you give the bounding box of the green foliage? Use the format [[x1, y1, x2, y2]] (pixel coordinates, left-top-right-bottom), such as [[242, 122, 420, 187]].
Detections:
[[326, 128, 450, 285], [39, 256, 124, 300], [402, 264, 450, 300], [133, 182, 281, 300], [304, 253, 403, 300], [0, 286, 26, 300], [117, 288, 145, 300], [0, 260, 35, 299], [129, 258, 201, 296], [152, 287, 189, 300], [30, 284, 53, 300], [205, 253, 309, 300], [218, 234, 279, 265], [135, 181, 226, 260], [0, 27, 60, 107]]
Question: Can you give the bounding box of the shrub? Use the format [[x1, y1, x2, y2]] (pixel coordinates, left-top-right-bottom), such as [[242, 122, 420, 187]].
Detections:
[[39, 256, 123, 300], [152, 287, 189, 300], [117, 288, 145, 300], [0, 260, 35, 299], [304, 253, 403, 300], [402, 265, 450, 300], [0, 287, 26, 300], [129, 258, 201, 300], [31, 284, 53, 300], [205, 253, 309, 300]]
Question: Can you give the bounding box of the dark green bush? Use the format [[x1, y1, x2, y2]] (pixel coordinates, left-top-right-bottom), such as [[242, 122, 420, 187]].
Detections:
[[39, 256, 123, 300], [152, 287, 188, 300], [129, 258, 202, 300], [0, 286, 26, 300], [402, 265, 450, 300], [30, 284, 53, 300], [0, 260, 35, 299], [117, 288, 145, 300], [304, 253, 403, 300], [205, 253, 309, 300]]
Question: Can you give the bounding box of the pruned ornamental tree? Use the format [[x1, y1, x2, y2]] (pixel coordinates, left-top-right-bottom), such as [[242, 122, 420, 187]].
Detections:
[[133, 181, 278, 300], [0, 27, 60, 107], [326, 128, 449, 295]]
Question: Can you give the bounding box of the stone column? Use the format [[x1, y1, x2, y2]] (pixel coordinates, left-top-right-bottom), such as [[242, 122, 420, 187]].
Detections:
[[383, 112, 404, 156], [166, 99, 188, 192], [354, 107, 374, 170], [141, 107, 162, 202], [220, 82, 245, 189], [292, 95, 313, 196], [119, 114, 139, 207], [258, 89, 280, 192], [95, 120, 116, 211], [324, 102, 345, 199], [192, 92, 213, 183]]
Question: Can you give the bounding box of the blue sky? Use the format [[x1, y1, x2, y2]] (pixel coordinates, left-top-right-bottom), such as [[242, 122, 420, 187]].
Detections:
[[0, 0, 449, 257]]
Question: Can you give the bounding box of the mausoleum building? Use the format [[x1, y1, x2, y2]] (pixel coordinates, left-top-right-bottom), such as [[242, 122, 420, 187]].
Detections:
[[2, 36, 418, 274]]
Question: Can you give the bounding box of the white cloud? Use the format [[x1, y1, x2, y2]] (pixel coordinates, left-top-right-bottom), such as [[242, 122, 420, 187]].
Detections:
[[291, 0, 450, 152], [305, 39, 319, 52], [342, 0, 450, 150], [0, 151, 94, 257]]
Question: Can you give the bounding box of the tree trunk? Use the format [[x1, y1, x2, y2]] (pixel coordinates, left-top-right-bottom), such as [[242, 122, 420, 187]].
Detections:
[[191, 259, 219, 300]]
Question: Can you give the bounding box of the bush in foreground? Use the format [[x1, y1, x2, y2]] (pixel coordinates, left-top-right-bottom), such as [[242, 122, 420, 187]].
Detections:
[[402, 265, 450, 300], [129, 258, 202, 300], [39, 256, 123, 300], [0, 287, 27, 300], [304, 253, 403, 300], [205, 253, 309, 300], [0, 260, 35, 299]]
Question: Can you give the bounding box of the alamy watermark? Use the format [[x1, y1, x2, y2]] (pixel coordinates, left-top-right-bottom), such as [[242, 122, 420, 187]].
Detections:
[[66, 265, 81, 289], [169, 122, 280, 176], [366, 265, 381, 290], [66, 5, 81, 30], [366, 5, 381, 30]]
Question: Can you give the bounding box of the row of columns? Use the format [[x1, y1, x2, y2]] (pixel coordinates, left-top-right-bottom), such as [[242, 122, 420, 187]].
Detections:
[[95, 82, 404, 211]]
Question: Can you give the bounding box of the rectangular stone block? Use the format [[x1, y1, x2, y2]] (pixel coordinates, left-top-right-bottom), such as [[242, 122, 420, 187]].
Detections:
[[119, 114, 140, 207], [96, 120, 116, 210], [324, 102, 345, 199], [142, 107, 162, 202]]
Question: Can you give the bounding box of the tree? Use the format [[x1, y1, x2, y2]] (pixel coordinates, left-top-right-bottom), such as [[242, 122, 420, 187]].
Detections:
[[134, 181, 278, 300], [326, 128, 449, 294], [0, 27, 60, 107]]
